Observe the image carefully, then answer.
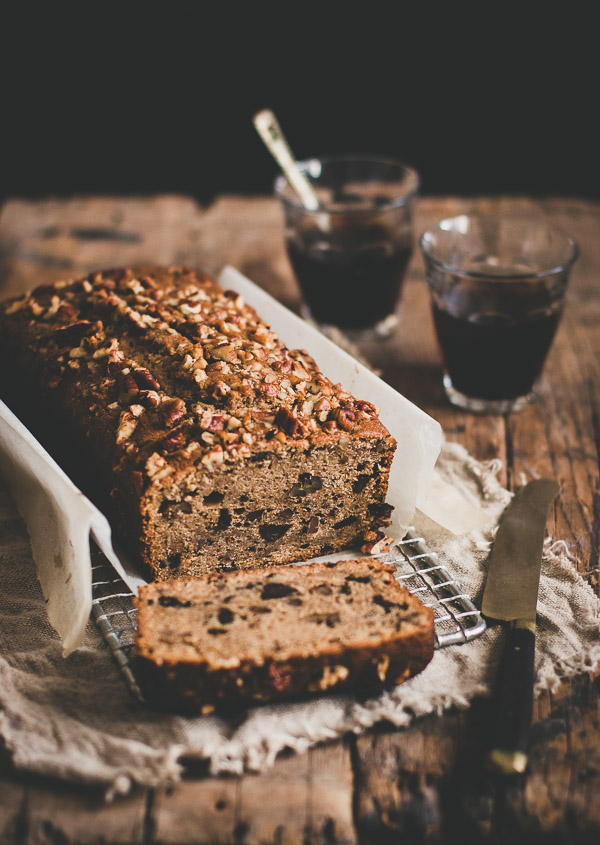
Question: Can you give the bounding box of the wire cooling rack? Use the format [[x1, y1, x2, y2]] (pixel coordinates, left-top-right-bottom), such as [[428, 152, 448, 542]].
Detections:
[[91, 531, 486, 704]]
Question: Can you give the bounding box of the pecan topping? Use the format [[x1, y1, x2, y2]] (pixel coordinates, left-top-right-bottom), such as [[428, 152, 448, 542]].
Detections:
[[132, 367, 161, 391], [197, 410, 226, 431], [163, 426, 186, 452], [118, 373, 139, 404], [145, 452, 171, 480], [139, 389, 161, 408], [355, 400, 378, 416], [116, 411, 138, 444], [55, 302, 78, 322], [274, 407, 301, 437], [332, 408, 356, 431], [0, 266, 387, 473], [53, 320, 95, 345], [162, 398, 186, 427]]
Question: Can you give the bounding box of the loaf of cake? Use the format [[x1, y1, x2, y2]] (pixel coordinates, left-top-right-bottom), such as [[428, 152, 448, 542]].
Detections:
[[134, 558, 435, 711], [0, 266, 397, 578]]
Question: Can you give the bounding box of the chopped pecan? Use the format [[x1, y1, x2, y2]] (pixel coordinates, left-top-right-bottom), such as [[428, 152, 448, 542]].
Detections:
[[376, 655, 390, 683], [355, 400, 378, 416], [118, 373, 139, 404], [55, 302, 78, 322], [53, 320, 95, 345], [212, 380, 231, 399], [259, 382, 279, 397], [201, 445, 225, 470], [211, 343, 238, 363], [361, 531, 393, 555], [163, 426, 186, 452], [274, 407, 301, 437], [161, 398, 186, 427], [272, 359, 292, 374], [106, 350, 125, 374], [139, 389, 161, 409], [4, 297, 29, 315], [331, 408, 356, 431], [132, 367, 160, 391], [198, 410, 226, 431], [145, 452, 171, 480], [116, 411, 138, 445], [318, 664, 350, 690], [222, 290, 244, 309]]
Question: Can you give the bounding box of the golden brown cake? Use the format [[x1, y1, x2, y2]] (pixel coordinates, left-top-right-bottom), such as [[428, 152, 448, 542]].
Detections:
[[0, 266, 397, 578]]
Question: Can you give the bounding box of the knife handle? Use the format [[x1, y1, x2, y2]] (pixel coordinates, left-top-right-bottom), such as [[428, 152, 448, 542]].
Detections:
[[487, 624, 535, 775]]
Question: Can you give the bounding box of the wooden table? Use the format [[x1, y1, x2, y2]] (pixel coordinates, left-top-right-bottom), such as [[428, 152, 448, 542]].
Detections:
[[0, 195, 598, 844]]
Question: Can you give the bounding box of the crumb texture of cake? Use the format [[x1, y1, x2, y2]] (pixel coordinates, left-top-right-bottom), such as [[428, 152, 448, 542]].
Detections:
[[0, 266, 397, 577], [134, 558, 435, 711]]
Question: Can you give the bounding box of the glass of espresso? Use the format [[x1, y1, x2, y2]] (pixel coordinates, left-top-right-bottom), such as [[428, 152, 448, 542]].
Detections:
[[275, 157, 419, 337], [420, 214, 579, 414]]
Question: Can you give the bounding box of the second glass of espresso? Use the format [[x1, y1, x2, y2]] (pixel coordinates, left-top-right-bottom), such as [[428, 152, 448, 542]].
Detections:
[[420, 214, 580, 414], [275, 157, 419, 338]]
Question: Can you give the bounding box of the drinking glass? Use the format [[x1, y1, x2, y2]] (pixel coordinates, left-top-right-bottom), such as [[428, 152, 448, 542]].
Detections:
[[275, 156, 419, 338], [420, 214, 579, 414]]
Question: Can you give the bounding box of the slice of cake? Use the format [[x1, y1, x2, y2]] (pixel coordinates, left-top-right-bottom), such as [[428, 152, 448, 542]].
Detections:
[[134, 558, 435, 711]]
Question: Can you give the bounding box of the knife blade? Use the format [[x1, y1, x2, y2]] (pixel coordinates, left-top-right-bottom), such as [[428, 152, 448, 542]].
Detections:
[[482, 478, 559, 775]]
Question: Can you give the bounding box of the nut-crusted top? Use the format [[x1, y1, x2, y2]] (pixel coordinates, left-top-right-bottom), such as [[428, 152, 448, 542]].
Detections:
[[0, 266, 390, 491]]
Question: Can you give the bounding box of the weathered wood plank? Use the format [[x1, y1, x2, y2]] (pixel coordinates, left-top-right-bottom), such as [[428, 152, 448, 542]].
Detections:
[[0, 195, 202, 297], [152, 744, 355, 845], [21, 784, 147, 845], [152, 777, 239, 844]]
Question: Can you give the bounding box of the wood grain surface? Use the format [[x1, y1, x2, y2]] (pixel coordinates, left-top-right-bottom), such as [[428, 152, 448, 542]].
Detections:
[[0, 194, 598, 844]]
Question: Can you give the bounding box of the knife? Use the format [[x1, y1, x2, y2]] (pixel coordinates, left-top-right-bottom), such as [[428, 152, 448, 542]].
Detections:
[[482, 478, 559, 775]]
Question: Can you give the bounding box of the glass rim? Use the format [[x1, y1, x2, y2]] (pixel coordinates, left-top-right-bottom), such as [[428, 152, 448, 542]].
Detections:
[[420, 213, 580, 281], [274, 155, 420, 213]]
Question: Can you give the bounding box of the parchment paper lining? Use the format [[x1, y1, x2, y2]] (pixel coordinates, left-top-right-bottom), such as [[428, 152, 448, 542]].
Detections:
[[0, 267, 489, 653]]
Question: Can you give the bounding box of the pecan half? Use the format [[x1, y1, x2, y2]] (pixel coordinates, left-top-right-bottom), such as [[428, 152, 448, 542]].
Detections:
[[274, 407, 301, 437], [53, 320, 95, 345], [116, 411, 138, 445], [163, 426, 186, 452], [161, 398, 186, 427], [118, 373, 139, 404], [132, 367, 161, 391], [331, 408, 356, 431]]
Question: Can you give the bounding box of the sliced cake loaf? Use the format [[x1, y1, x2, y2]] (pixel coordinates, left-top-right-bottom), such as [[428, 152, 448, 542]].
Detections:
[[134, 558, 435, 711], [0, 266, 396, 578]]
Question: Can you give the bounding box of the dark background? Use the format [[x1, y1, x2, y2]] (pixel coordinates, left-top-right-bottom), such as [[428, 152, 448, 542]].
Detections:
[[1, 6, 598, 205]]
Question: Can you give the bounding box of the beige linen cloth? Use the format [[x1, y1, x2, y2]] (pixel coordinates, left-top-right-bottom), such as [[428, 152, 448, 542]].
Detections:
[[1, 441, 599, 797]]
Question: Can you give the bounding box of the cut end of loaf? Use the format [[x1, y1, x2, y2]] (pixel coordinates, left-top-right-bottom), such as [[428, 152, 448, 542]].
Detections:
[[138, 431, 396, 578]]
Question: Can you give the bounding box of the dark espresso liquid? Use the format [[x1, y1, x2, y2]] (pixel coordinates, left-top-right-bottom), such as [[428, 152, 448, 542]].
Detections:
[[432, 305, 561, 400], [288, 231, 411, 329]]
